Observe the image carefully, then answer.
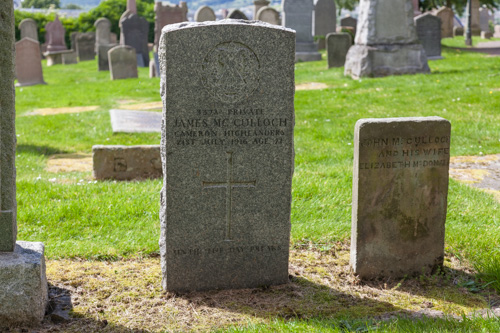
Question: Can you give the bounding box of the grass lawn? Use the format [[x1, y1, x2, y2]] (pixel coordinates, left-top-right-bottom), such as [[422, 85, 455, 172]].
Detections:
[[12, 42, 500, 332]]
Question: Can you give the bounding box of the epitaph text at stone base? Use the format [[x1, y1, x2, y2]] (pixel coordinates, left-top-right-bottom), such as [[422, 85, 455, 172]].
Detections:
[[351, 117, 451, 279], [159, 20, 295, 292]]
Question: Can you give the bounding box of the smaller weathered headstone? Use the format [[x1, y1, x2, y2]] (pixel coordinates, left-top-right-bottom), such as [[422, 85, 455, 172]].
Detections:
[[314, 0, 336, 38], [480, 30, 492, 39], [256, 6, 280, 25], [326, 32, 351, 68], [453, 26, 464, 37], [76, 32, 96, 61], [70, 31, 80, 50], [110, 32, 118, 44], [62, 51, 78, 65], [94, 17, 112, 50], [109, 109, 161, 132], [254, 0, 270, 18], [351, 117, 451, 279], [195, 5, 216, 22], [121, 13, 149, 67], [434, 7, 453, 38], [479, 7, 492, 33], [15, 38, 46, 86], [19, 18, 38, 41], [494, 25, 500, 38], [415, 13, 442, 60], [465, 0, 481, 36], [108, 45, 138, 80], [98, 44, 115, 71], [340, 16, 357, 38], [45, 16, 67, 52], [227, 9, 248, 20], [93, 145, 162, 180]]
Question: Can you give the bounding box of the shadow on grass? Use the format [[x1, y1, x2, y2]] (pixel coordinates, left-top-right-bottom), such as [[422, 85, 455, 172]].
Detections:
[[16, 144, 68, 156]]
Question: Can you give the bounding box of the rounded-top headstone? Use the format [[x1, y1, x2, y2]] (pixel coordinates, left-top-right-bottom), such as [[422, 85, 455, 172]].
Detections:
[[94, 17, 112, 46], [227, 9, 248, 20], [314, 0, 336, 37], [256, 6, 280, 25], [195, 5, 216, 22], [19, 18, 38, 41]]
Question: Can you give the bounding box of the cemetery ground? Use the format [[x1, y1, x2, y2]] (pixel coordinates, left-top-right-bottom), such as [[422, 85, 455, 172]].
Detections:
[[10, 40, 500, 332]]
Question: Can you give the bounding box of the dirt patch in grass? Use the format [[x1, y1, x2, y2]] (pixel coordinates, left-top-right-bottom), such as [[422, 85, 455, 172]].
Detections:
[[296, 82, 329, 90], [9, 245, 498, 332], [450, 154, 500, 202], [117, 101, 163, 111], [46, 154, 93, 173], [25, 106, 100, 116]]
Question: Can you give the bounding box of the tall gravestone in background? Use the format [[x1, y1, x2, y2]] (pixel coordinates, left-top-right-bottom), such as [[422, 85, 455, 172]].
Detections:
[[15, 38, 46, 86], [465, 0, 481, 36], [479, 7, 492, 33], [159, 20, 295, 292], [283, 0, 321, 62], [434, 7, 453, 38], [95, 17, 112, 49], [121, 13, 150, 67], [76, 32, 96, 61], [345, 0, 430, 78], [351, 117, 451, 279], [256, 6, 280, 25], [0, 1, 48, 327], [314, 0, 336, 49], [195, 5, 216, 22], [415, 13, 442, 60], [154, 1, 188, 50], [254, 0, 270, 19], [45, 16, 67, 52], [19, 18, 38, 41]]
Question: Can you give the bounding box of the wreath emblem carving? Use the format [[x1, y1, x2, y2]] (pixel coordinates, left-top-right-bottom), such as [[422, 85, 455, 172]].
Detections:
[[201, 42, 260, 104]]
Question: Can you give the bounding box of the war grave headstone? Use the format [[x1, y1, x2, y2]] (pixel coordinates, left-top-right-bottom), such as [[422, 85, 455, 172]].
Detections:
[[415, 13, 442, 60], [108, 45, 138, 80], [339, 15, 357, 38], [195, 5, 216, 22], [121, 13, 150, 67], [326, 32, 351, 68], [44, 16, 70, 65], [15, 38, 46, 86], [283, 0, 321, 62], [159, 20, 295, 292], [351, 117, 451, 279], [19, 18, 38, 40], [0, 1, 48, 327], [434, 7, 453, 38], [76, 32, 96, 61], [344, 0, 430, 79], [314, 0, 337, 49], [227, 9, 248, 20], [254, 0, 270, 19], [109, 109, 161, 133], [256, 6, 280, 25]]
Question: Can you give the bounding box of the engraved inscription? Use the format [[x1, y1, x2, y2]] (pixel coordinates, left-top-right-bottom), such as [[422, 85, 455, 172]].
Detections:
[[201, 42, 260, 104], [114, 158, 127, 172], [202, 152, 256, 241], [173, 244, 283, 256]]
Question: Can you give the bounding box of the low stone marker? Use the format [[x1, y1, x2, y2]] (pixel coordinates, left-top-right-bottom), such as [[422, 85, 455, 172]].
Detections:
[[415, 13, 442, 60], [351, 117, 451, 279], [15, 38, 46, 86], [326, 32, 351, 68], [93, 145, 162, 180], [108, 45, 138, 80], [195, 5, 216, 22], [159, 20, 295, 292], [110, 109, 161, 133], [76, 32, 96, 61]]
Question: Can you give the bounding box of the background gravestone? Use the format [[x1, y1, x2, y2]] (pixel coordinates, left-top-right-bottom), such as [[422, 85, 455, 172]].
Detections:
[[465, 0, 481, 36], [0, 1, 48, 326], [479, 7, 492, 33], [314, 0, 336, 49], [227, 9, 248, 20], [70, 31, 80, 50], [19, 18, 38, 41], [254, 0, 270, 18], [159, 20, 295, 292], [326, 32, 351, 68], [339, 16, 357, 38], [256, 6, 280, 25], [415, 13, 442, 60], [98, 44, 115, 71], [434, 7, 453, 38], [108, 45, 138, 80], [76, 32, 96, 61], [282, 0, 321, 62], [45, 16, 67, 52], [121, 13, 149, 67], [15, 38, 46, 86], [195, 5, 216, 22], [94, 17, 112, 50], [154, 2, 188, 50], [344, 0, 430, 79], [351, 117, 451, 279]]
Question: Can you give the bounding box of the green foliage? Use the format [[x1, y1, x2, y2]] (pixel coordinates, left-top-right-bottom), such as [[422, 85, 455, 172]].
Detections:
[[22, 0, 61, 8], [335, 0, 358, 14], [63, 4, 83, 9], [419, 0, 500, 15]]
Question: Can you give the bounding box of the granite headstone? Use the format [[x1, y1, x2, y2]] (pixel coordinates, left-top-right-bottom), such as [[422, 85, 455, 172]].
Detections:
[[159, 20, 295, 292], [15, 38, 46, 86], [19, 18, 38, 41], [314, 0, 336, 38], [254, 0, 270, 19], [326, 32, 351, 68], [110, 109, 161, 133], [195, 5, 216, 22], [108, 45, 138, 80], [479, 7, 492, 33], [120, 13, 150, 67], [415, 13, 442, 60], [76, 32, 96, 61]]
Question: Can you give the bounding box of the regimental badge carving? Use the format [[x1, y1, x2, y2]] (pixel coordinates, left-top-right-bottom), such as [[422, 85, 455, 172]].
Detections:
[[201, 42, 260, 104]]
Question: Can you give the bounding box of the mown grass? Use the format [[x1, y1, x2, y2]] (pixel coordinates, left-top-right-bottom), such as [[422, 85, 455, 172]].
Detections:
[[13, 43, 500, 331]]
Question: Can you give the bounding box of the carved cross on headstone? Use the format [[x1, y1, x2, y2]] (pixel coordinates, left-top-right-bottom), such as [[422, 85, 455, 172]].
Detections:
[[202, 152, 256, 241]]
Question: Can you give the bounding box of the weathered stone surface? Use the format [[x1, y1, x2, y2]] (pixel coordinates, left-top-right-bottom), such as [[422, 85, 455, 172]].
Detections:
[[108, 45, 138, 80], [326, 32, 351, 68], [159, 20, 295, 292], [121, 13, 150, 67], [94, 17, 112, 49], [93, 145, 162, 180], [481, 30, 492, 39], [62, 51, 78, 65], [19, 18, 38, 41], [45, 16, 67, 52], [340, 16, 357, 37], [345, 0, 429, 79], [453, 26, 464, 37], [314, 0, 336, 37], [76, 32, 96, 61], [195, 5, 216, 22], [15, 38, 46, 87], [465, 0, 481, 36], [415, 13, 442, 60], [149, 60, 157, 77], [0, 242, 48, 327], [154, 1, 188, 49], [283, 0, 321, 62], [479, 7, 492, 32], [412, 0, 421, 16], [253, 0, 270, 19], [351, 117, 450, 279], [98, 44, 115, 71], [227, 9, 248, 20], [434, 7, 453, 38], [110, 109, 161, 133], [256, 6, 280, 25], [70, 31, 80, 50]]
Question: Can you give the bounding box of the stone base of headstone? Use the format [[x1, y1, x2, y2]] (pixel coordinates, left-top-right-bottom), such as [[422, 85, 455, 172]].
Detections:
[[295, 43, 321, 62], [344, 43, 430, 79], [45, 50, 74, 66], [93, 145, 162, 180], [15, 80, 46, 87], [149, 60, 157, 78], [62, 51, 78, 65], [0, 241, 48, 328]]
